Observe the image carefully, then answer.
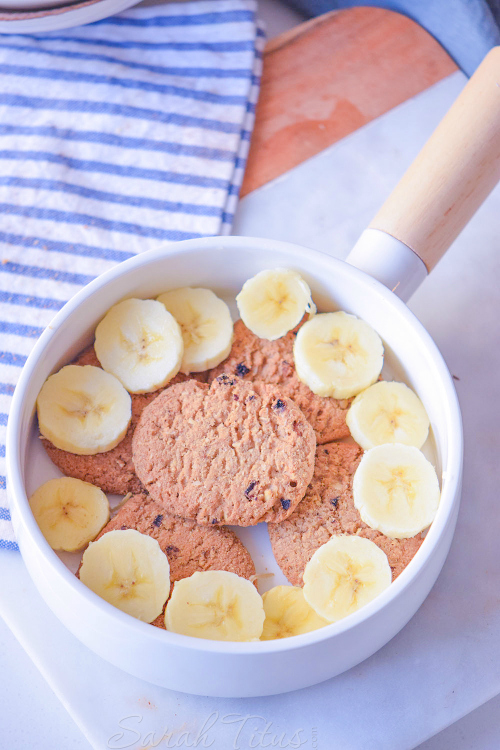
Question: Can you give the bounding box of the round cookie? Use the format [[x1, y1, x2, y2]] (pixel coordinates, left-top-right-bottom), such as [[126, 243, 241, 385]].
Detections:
[[42, 345, 206, 496], [268, 441, 425, 585], [208, 319, 352, 444], [132, 376, 316, 526], [81, 493, 256, 630]]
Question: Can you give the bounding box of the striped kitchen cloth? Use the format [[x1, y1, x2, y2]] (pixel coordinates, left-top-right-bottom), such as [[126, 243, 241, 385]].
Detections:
[[0, 0, 265, 550]]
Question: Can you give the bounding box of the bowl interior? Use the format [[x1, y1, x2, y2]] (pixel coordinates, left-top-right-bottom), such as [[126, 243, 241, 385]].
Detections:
[[9, 237, 460, 651]]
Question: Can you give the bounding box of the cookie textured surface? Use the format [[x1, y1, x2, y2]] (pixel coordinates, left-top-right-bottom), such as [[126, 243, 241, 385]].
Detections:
[[269, 441, 424, 585], [82, 493, 255, 629], [42, 345, 206, 495], [132, 377, 316, 526], [208, 319, 351, 443]]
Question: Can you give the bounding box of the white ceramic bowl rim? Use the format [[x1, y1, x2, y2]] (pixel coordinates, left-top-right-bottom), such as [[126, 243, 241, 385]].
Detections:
[[6, 236, 463, 656]]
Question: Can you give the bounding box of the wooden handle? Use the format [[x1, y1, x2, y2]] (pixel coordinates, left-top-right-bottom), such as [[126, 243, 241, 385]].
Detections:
[[370, 46, 500, 271]]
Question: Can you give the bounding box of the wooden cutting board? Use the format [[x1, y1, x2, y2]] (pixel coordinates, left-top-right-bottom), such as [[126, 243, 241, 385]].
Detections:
[[242, 6, 457, 197]]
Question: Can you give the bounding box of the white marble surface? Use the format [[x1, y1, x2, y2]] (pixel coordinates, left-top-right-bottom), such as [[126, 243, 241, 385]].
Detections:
[[2, 592, 499, 750], [1, 66, 500, 749]]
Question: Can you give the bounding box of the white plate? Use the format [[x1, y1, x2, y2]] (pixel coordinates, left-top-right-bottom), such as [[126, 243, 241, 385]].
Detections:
[[0, 0, 140, 33], [1, 0, 74, 10]]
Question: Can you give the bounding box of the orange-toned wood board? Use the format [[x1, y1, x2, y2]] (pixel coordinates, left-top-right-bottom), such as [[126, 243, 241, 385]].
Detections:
[[242, 7, 457, 197]]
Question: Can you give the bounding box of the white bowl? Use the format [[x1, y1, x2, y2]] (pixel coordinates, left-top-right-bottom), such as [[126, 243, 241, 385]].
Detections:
[[6, 236, 463, 697]]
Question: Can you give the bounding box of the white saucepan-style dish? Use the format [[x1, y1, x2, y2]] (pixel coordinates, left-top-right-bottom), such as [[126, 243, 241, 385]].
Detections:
[[6, 48, 500, 697]]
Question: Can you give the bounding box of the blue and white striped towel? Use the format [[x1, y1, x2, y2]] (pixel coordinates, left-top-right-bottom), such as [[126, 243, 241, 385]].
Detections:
[[0, 0, 264, 550]]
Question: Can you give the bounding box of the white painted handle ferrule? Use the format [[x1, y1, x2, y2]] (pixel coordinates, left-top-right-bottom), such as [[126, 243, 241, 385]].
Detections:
[[346, 229, 427, 302]]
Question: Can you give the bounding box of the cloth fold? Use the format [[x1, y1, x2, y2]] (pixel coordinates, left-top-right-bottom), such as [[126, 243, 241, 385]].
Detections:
[[0, 0, 264, 549]]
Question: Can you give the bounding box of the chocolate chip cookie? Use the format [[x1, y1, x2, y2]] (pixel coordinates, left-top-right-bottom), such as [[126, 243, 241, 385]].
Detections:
[[208, 319, 351, 444], [42, 345, 206, 495], [83, 493, 256, 629], [132, 377, 316, 526], [269, 441, 425, 584]]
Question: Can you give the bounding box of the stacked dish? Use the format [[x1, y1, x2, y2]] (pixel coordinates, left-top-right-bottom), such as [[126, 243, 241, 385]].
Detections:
[[0, 0, 139, 33]]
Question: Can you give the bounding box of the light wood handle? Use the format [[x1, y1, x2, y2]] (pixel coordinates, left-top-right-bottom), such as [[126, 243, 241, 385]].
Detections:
[[370, 46, 500, 271]]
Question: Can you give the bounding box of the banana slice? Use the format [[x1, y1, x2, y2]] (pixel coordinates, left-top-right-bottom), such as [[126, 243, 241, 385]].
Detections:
[[29, 477, 110, 552], [303, 535, 392, 622], [352, 443, 440, 539], [37, 365, 131, 455], [346, 381, 430, 450], [261, 585, 328, 640], [294, 311, 384, 399], [157, 287, 233, 373], [236, 268, 316, 340], [94, 298, 183, 393], [165, 570, 265, 641], [79, 529, 170, 622]]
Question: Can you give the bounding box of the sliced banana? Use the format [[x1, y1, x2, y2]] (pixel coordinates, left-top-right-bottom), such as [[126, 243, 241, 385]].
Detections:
[[37, 365, 131, 455], [294, 311, 384, 399], [29, 477, 110, 552], [79, 529, 170, 623], [303, 535, 392, 623], [236, 268, 316, 340], [352, 443, 440, 539], [165, 570, 265, 641], [157, 287, 233, 373], [94, 298, 183, 393], [261, 585, 328, 640], [346, 381, 430, 450]]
